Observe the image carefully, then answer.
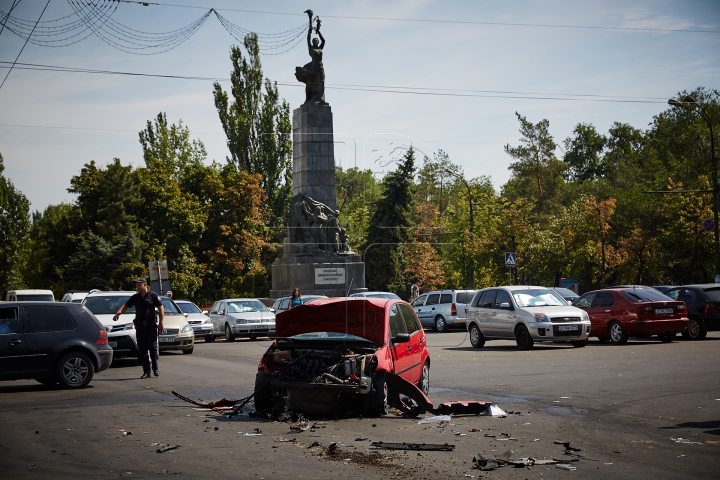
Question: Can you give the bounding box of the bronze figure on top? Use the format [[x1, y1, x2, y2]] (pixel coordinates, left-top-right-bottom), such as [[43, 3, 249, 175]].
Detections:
[[295, 9, 326, 105]]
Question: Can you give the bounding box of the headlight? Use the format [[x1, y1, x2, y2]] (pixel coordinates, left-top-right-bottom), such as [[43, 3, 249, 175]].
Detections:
[[203, 318, 212, 325], [122, 322, 134, 330], [236, 319, 247, 325], [533, 313, 549, 322], [581, 312, 589, 322], [181, 324, 193, 333]]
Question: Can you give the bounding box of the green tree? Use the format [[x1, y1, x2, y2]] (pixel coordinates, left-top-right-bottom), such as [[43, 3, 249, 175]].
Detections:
[[63, 231, 141, 290], [335, 166, 381, 252], [563, 123, 607, 183], [213, 34, 292, 237], [363, 148, 416, 296], [0, 153, 31, 292]]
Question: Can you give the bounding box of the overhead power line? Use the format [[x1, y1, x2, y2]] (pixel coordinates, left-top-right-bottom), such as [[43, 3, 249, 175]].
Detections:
[[0, 61, 669, 104], [0, 0, 51, 91]]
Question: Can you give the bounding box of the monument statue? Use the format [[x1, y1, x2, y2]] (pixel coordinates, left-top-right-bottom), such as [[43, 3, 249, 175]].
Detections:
[[294, 9, 326, 105]]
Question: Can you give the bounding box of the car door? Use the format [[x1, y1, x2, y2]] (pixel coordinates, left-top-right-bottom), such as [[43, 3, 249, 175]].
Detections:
[[0, 306, 24, 378], [419, 293, 440, 326], [588, 292, 616, 335], [398, 303, 425, 383], [477, 290, 498, 337], [209, 301, 223, 333], [387, 304, 414, 380], [492, 289, 517, 338], [23, 305, 78, 375]]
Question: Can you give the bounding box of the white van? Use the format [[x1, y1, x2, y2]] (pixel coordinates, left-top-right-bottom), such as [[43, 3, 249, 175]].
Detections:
[[6, 289, 55, 302]]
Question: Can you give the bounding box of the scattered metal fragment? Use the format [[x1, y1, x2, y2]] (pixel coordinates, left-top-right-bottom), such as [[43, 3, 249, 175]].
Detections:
[[556, 464, 577, 471], [156, 444, 180, 453], [355, 437, 368, 441], [290, 414, 310, 433], [328, 442, 338, 452], [171, 391, 246, 409], [243, 433, 262, 437], [670, 437, 701, 444], [436, 401, 493, 415], [306, 441, 321, 448], [555, 440, 581, 451], [370, 442, 455, 451], [418, 414, 452, 424]]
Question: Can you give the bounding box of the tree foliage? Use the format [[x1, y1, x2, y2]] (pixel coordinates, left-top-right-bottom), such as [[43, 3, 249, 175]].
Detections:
[[0, 153, 31, 293]]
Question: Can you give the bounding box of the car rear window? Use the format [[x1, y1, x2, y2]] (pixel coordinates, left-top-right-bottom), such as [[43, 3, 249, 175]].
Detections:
[[621, 289, 672, 302], [24, 306, 76, 332], [84, 296, 134, 315], [426, 294, 440, 305], [177, 302, 202, 314], [440, 294, 452, 304], [703, 288, 720, 301], [455, 292, 475, 304]]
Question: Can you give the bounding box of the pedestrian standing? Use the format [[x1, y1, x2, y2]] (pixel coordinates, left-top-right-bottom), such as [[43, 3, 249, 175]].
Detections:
[[411, 280, 421, 300], [113, 278, 164, 379], [166, 290, 172, 299], [290, 288, 304, 308]]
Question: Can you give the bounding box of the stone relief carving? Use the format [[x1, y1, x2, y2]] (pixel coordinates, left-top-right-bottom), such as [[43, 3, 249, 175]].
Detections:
[[289, 193, 351, 254]]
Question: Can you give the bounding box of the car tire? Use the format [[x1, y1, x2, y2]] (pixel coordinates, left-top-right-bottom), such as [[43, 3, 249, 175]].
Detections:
[[684, 318, 707, 340], [434, 315, 449, 333], [225, 324, 235, 342], [419, 361, 430, 395], [469, 324, 485, 348], [515, 325, 534, 350], [608, 321, 629, 344], [372, 374, 389, 416], [253, 370, 272, 414], [659, 333, 676, 343], [571, 340, 588, 348], [182, 346, 194, 354], [56, 351, 94, 389]]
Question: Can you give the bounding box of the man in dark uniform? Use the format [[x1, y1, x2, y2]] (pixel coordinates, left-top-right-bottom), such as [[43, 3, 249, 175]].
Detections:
[[113, 278, 164, 379]]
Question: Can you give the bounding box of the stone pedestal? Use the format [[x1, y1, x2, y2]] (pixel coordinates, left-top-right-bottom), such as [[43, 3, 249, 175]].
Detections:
[[271, 102, 365, 298], [292, 103, 336, 210]]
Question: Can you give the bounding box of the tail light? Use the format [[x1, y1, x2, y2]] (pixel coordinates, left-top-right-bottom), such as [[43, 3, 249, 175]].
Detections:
[[676, 304, 686, 313], [451, 303, 457, 316], [636, 306, 653, 316], [704, 302, 720, 314], [96, 329, 108, 345]]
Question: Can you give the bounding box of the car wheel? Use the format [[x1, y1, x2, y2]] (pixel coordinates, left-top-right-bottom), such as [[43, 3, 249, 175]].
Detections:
[[182, 346, 194, 354], [434, 315, 449, 333], [608, 321, 629, 344], [205, 335, 215, 342], [372, 374, 389, 416], [254, 370, 272, 413], [419, 361, 430, 395], [225, 324, 235, 342], [35, 376, 56, 387], [659, 333, 676, 343], [684, 318, 707, 340], [56, 351, 94, 389], [571, 340, 588, 348], [469, 324, 485, 348], [515, 325, 534, 350]]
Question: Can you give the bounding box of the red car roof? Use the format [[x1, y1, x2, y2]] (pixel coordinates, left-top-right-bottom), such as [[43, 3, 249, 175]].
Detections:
[[276, 297, 391, 345]]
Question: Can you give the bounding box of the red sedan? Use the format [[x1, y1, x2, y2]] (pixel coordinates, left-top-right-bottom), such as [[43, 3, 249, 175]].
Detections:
[[574, 288, 688, 344], [253, 297, 430, 418]]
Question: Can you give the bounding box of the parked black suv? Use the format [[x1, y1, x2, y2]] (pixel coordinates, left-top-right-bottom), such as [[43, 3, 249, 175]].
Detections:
[[0, 302, 113, 388], [663, 284, 720, 340]]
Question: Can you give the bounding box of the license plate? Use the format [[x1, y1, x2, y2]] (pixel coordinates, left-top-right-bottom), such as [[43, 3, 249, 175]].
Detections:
[[159, 336, 175, 343], [108, 341, 117, 348], [655, 308, 673, 314], [558, 325, 578, 331], [251, 325, 268, 330]]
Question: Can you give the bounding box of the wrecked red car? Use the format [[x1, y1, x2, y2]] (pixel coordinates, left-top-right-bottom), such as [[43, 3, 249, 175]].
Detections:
[[254, 297, 430, 418]]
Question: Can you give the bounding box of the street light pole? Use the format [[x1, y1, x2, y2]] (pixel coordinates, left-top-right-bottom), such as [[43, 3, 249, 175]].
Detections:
[[669, 95, 720, 282], [445, 169, 474, 289]]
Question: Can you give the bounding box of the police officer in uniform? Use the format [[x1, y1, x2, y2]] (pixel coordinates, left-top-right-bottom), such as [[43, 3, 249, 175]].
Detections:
[[113, 278, 164, 379]]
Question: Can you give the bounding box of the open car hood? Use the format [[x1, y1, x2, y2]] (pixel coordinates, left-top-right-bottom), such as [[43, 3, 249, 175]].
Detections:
[[276, 298, 388, 346]]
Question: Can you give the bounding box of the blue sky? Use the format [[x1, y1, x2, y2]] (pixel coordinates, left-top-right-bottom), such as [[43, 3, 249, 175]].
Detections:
[[0, 0, 718, 212]]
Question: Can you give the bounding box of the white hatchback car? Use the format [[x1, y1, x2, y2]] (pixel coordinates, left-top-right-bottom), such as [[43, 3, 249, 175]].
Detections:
[[466, 285, 591, 349]]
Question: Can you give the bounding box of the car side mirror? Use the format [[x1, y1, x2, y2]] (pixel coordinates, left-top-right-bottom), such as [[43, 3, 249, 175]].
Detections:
[[465, 307, 468, 314], [393, 333, 410, 344], [203, 310, 209, 315], [270, 308, 276, 313], [219, 310, 224, 315], [183, 313, 188, 317], [500, 302, 512, 310]]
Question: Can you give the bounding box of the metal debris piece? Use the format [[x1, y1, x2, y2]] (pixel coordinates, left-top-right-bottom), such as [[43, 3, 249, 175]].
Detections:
[[436, 401, 493, 415], [384, 372, 435, 415], [670, 437, 701, 445], [370, 441, 455, 451], [290, 414, 310, 433], [556, 463, 577, 471], [496, 449, 515, 462], [328, 442, 338, 452], [156, 444, 180, 453], [555, 440, 581, 451], [171, 391, 246, 409], [418, 414, 452, 424], [355, 437, 368, 441], [306, 441, 321, 448], [243, 433, 262, 437], [487, 404, 507, 417]]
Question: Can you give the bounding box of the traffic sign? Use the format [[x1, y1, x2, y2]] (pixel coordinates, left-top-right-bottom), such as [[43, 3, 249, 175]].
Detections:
[[505, 252, 517, 267], [703, 219, 715, 232]]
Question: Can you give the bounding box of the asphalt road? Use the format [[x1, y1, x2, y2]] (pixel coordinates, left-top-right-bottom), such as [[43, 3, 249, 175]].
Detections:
[[1, 331, 719, 479]]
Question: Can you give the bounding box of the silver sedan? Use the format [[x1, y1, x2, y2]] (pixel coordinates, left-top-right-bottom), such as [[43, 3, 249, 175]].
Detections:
[[208, 298, 276, 341]]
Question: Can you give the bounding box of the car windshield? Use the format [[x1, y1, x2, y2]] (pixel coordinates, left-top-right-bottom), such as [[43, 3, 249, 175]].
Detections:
[[366, 293, 400, 299], [554, 288, 577, 297], [160, 297, 181, 314], [513, 289, 567, 307], [227, 301, 268, 313], [84, 295, 134, 314], [177, 302, 202, 314], [621, 289, 672, 302], [288, 331, 374, 343]]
